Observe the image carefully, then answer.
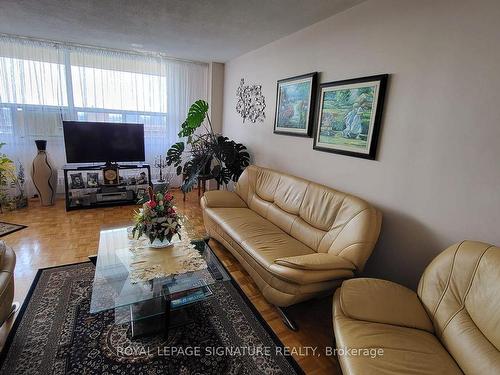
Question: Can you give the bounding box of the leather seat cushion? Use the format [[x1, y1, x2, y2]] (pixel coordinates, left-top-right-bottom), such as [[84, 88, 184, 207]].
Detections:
[[240, 234, 316, 268], [204, 207, 316, 270], [204, 208, 283, 242], [334, 321, 463, 374], [334, 294, 463, 375]]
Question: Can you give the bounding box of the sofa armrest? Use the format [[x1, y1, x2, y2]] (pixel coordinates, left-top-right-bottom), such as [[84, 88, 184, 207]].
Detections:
[[201, 190, 247, 208], [339, 278, 434, 332], [0, 246, 15, 273], [274, 253, 356, 271]]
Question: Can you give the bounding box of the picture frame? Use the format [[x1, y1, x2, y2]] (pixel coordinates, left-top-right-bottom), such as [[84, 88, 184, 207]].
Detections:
[[274, 72, 318, 137], [136, 188, 146, 200], [69, 172, 85, 189], [313, 74, 388, 159], [86, 172, 99, 188], [136, 171, 148, 185]]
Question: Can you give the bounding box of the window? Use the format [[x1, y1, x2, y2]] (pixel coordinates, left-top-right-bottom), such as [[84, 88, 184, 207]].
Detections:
[[0, 36, 208, 196], [71, 66, 167, 113], [108, 113, 123, 122], [0, 107, 12, 134], [0, 57, 67, 106]]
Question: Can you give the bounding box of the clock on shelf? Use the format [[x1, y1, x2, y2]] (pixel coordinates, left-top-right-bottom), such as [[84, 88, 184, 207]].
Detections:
[[103, 165, 119, 185]]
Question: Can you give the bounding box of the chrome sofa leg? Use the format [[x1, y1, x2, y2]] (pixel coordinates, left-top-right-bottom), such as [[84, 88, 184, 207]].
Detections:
[[277, 306, 298, 331], [7, 302, 19, 321]]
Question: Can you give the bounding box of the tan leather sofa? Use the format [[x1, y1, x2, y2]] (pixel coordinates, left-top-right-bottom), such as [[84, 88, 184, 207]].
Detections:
[[201, 165, 381, 327], [0, 242, 16, 326], [333, 241, 500, 375]]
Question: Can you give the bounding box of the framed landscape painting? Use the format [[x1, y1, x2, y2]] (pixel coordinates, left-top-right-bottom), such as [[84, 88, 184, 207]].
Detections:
[[274, 72, 317, 137], [313, 74, 388, 159]]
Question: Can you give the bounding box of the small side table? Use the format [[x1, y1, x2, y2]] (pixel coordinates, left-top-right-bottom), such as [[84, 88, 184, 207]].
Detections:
[[183, 174, 220, 201]]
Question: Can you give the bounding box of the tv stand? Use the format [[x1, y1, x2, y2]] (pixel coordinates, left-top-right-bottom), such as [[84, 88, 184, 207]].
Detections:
[[63, 164, 152, 211], [74, 163, 146, 170], [75, 165, 103, 170], [117, 164, 146, 169]]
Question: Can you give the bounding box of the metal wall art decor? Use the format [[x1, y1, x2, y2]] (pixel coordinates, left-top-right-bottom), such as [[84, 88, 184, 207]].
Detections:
[[236, 79, 266, 123]]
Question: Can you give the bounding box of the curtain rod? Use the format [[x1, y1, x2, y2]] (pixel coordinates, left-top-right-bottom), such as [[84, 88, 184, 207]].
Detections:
[[0, 33, 209, 66]]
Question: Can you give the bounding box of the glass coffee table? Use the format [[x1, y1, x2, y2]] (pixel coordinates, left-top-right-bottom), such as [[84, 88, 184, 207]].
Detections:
[[89, 217, 230, 338]]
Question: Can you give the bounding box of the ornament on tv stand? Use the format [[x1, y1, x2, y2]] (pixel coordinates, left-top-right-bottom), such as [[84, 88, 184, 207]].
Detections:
[[155, 155, 167, 182]]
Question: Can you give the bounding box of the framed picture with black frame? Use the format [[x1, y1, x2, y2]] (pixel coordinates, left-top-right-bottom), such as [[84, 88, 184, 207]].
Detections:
[[273, 72, 318, 137], [69, 172, 85, 189], [313, 74, 388, 159], [136, 188, 146, 201], [86, 172, 99, 187]]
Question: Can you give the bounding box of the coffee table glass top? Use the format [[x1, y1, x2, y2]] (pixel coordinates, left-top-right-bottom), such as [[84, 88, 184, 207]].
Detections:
[[89, 221, 229, 315]]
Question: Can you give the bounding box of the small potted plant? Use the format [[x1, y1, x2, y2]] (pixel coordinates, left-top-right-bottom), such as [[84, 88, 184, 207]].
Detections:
[[0, 144, 26, 211], [15, 162, 28, 209], [132, 187, 181, 248]]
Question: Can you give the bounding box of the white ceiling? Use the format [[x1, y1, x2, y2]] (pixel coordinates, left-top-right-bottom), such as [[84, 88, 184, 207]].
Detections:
[[0, 0, 365, 62]]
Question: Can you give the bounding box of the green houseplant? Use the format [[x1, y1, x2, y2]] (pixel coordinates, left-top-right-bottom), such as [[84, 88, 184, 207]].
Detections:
[[166, 100, 250, 192], [0, 143, 26, 210]]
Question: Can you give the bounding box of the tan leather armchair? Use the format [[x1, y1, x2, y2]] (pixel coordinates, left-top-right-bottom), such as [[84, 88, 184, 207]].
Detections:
[[0, 242, 16, 326], [333, 241, 500, 375], [201, 165, 381, 329]]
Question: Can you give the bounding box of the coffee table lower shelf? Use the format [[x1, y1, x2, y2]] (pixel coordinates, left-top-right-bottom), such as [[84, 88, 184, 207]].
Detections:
[[114, 285, 214, 339]]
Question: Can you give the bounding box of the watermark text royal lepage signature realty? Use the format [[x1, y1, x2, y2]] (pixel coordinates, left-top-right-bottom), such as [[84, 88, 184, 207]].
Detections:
[[116, 346, 384, 359]]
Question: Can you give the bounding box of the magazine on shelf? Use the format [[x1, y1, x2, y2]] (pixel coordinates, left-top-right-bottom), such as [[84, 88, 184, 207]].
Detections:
[[168, 286, 213, 309]]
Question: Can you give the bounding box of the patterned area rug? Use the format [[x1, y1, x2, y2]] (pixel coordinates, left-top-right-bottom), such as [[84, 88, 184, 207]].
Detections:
[[0, 262, 302, 374], [0, 221, 26, 237]]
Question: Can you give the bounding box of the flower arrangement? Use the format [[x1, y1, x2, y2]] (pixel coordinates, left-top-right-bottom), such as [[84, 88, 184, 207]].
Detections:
[[132, 186, 181, 245]]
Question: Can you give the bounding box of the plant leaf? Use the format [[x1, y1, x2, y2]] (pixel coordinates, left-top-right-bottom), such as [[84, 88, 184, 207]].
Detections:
[[166, 142, 185, 167], [215, 136, 250, 181], [178, 100, 209, 138]]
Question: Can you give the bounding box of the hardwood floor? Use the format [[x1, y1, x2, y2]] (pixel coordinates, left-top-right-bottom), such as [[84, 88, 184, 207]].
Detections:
[[0, 190, 341, 374]]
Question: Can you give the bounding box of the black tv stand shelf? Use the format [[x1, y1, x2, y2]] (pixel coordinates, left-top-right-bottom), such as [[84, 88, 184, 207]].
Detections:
[[63, 164, 152, 211], [74, 163, 147, 170]]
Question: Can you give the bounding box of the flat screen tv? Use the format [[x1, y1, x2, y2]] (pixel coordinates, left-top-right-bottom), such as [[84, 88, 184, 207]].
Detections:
[[63, 121, 145, 164]]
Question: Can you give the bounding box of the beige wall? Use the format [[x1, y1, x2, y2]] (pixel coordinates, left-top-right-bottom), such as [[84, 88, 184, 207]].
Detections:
[[221, 0, 500, 289], [208, 62, 225, 134]]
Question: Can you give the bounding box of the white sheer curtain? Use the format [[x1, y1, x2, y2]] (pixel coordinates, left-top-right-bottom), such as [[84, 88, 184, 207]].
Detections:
[[0, 36, 208, 194]]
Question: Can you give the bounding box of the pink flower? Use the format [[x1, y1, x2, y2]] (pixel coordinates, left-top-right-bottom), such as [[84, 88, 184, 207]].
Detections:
[[148, 200, 157, 209], [164, 193, 174, 201]]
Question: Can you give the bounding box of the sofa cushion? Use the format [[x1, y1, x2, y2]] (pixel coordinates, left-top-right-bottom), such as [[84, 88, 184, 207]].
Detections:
[[239, 233, 316, 269], [205, 213, 350, 292], [203, 207, 316, 268], [203, 207, 283, 243], [233, 230, 352, 285], [333, 290, 463, 375]]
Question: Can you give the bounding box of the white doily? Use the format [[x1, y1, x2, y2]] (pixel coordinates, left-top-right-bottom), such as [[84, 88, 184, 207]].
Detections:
[[127, 226, 208, 283]]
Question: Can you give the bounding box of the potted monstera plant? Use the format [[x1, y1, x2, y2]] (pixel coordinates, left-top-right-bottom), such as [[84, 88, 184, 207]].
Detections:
[[166, 100, 250, 192]]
